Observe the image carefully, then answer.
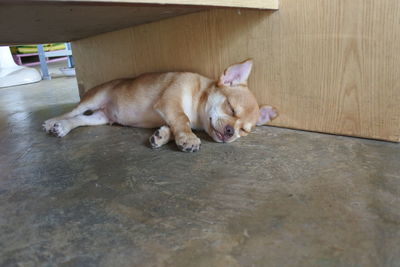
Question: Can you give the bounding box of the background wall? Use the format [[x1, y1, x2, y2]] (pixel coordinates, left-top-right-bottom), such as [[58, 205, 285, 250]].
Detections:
[[72, 0, 400, 141]]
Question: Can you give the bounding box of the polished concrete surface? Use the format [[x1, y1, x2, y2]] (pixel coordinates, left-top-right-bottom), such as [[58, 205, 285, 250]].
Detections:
[[0, 74, 399, 267]]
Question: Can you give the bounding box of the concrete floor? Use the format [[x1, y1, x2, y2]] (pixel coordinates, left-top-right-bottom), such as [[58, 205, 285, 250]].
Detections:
[[0, 72, 399, 267]]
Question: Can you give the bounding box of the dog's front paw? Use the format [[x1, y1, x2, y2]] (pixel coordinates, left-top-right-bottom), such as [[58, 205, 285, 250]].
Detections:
[[43, 119, 70, 137], [149, 126, 171, 149], [175, 133, 201, 152]]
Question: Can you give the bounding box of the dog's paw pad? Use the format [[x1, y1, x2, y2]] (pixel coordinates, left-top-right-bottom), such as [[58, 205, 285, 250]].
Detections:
[[43, 119, 56, 133], [182, 144, 200, 153], [149, 135, 160, 148], [51, 123, 65, 137], [44, 120, 69, 137], [149, 127, 171, 149]]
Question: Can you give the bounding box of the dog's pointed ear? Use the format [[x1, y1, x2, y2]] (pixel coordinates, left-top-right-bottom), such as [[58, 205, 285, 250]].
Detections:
[[257, 105, 278, 126], [218, 59, 253, 87]]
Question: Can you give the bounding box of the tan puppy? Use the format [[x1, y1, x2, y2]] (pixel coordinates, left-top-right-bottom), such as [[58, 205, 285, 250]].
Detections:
[[43, 59, 277, 152]]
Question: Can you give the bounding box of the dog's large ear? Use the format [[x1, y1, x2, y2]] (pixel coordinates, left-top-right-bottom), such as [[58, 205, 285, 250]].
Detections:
[[257, 105, 278, 126], [218, 59, 253, 87]]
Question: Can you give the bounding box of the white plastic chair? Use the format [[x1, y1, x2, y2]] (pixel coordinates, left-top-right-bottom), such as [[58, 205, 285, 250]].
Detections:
[[0, 46, 41, 88]]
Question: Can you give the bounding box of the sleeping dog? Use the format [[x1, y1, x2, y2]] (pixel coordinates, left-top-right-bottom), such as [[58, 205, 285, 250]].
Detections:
[[43, 59, 277, 152]]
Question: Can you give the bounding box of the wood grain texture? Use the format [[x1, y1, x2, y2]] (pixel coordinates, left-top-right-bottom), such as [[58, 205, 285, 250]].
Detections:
[[10, 0, 278, 9], [0, 0, 277, 44], [0, 4, 204, 44], [72, 0, 400, 141]]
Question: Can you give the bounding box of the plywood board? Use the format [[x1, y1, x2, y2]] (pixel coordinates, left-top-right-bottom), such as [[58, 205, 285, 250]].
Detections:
[[0, 0, 278, 44], [0, 4, 203, 44], [72, 0, 400, 142], [11, 0, 279, 9]]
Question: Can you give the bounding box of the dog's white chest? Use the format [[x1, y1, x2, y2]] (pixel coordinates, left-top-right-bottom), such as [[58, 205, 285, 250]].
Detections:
[[182, 90, 200, 129]]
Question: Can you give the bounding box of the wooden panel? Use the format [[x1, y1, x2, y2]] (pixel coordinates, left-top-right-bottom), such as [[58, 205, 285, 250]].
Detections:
[[0, 4, 203, 44], [0, 0, 277, 44], [11, 0, 279, 9], [72, 0, 400, 142]]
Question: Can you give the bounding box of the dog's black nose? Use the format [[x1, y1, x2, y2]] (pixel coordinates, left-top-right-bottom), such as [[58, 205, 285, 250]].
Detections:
[[224, 125, 235, 138]]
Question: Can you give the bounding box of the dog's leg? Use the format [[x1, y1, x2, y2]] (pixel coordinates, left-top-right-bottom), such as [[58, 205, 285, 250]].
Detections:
[[155, 103, 201, 152], [43, 106, 91, 133], [46, 110, 109, 137], [43, 87, 108, 134], [149, 126, 174, 149]]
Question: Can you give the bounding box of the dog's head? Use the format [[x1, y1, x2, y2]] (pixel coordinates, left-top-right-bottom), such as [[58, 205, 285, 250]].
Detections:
[[202, 59, 278, 143]]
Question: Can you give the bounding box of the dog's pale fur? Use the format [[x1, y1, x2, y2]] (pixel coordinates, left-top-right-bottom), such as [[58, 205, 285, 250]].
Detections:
[[43, 59, 277, 152]]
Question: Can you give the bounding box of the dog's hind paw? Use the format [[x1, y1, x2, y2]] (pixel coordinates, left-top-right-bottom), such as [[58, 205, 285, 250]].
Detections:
[[175, 133, 201, 153], [43, 119, 55, 133], [43, 119, 70, 137]]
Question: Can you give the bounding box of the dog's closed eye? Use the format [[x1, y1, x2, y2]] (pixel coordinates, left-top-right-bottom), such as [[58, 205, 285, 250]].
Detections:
[[226, 101, 236, 116]]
